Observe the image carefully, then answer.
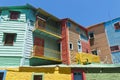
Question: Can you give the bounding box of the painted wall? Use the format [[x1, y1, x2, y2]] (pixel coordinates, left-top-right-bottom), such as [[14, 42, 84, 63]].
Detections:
[[67, 20, 90, 64], [86, 68, 120, 80], [88, 23, 112, 64], [1, 67, 120, 80], [0, 67, 71, 80], [0, 7, 35, 66], [33, 34, 60, 60], [104, 18, 120, 63]]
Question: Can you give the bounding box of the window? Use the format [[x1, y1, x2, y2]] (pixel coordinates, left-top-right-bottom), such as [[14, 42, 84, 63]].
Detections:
[[37, 16, 46, 29], [110, 45, 120, 52], [33, 73, 43, 80], [69, 43, 73, 50], [80, 34, 88, 41], [114, 22, 120, 30], [78, 41, 82, 52], [10, 11, 20, 20], [3, 33, 16, 46], [0, 70, 6, 80], [89, 32, 94, 39], [91, 50, 98, 55], [29, 20, 34, 26], [0, 11, 1, 15], [66, 21, 71, 27]]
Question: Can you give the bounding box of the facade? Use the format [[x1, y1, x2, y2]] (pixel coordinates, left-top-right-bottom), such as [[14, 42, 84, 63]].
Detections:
[[87, 23, 112, 64], [0, 64, 120, 80], [88, 17, 120, 64], [0, 4, 62, 66], [0, 4, 36, 66], [61, 18, 91, 64], [1, 4, 120, 80], [30, 8, 62, 66], [104, 17, 120, 64]]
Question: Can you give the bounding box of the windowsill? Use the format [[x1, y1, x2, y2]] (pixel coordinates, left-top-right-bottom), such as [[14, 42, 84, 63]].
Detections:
[[4, 44, 13, 46], [111, 50, 120, 53]]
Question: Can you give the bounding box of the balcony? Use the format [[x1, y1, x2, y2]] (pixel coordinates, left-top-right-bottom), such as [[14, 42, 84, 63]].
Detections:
[[76, 52, 100, 65], [30, 45, 61, 66], [33, 19, 61, 40]]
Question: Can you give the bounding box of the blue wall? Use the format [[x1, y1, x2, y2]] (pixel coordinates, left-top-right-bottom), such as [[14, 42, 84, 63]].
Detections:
[[104, 17, 120, 64]]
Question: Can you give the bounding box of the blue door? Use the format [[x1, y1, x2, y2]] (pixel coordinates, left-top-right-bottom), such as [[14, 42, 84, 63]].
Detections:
[[74, 72, 82, 80]]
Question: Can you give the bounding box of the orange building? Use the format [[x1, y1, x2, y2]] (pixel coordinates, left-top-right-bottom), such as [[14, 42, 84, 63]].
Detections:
[[87, 23, 112, 64], [61, 18, 91, 64]]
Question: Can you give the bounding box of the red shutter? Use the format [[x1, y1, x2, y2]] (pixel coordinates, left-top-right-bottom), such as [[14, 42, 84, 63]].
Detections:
[[34, 37, 44, 56]]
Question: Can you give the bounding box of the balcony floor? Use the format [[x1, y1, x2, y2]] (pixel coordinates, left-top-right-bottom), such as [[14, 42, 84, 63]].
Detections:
[[30, 56, 62, 66], [33, 29, 61, 40]]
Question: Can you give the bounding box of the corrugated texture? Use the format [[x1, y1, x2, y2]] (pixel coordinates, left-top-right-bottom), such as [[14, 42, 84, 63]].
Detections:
[[0, 57, 21, 66], [0, 8, 35, 66], [104, 18, 120, 63]]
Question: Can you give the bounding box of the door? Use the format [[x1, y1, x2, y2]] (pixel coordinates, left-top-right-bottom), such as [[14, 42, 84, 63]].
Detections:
[[34, 37, 44, 57], [34, 75, 42, 80], [74, 72, 82, 80]]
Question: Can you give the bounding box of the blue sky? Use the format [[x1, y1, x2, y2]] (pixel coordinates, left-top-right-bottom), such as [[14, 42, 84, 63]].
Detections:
[[0, 0, 120, 27]]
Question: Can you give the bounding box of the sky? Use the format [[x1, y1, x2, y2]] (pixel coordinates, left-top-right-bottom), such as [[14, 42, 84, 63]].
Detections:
[[0, 0, 120, 27]]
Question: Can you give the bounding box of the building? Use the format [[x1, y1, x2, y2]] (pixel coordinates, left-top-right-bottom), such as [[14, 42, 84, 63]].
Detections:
[[0, 4, 37, 66], [0, 64, 120, 80], [0, 4, 94, 66], [104, 17, 120, 64], [0, 4, 110, 80], [0, 4, 62, 66], [87, 23, 112, 64], [88, 17, 120, 64], [61, 18, 91, 64]]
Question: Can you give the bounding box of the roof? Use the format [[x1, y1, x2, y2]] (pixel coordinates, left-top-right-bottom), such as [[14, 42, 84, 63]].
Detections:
[[37, 8, 60, 22], [20, 64, 120, 68], [62, 18, 87, 32], [0, 4, 36, 11], [87, 22, 104, 29]]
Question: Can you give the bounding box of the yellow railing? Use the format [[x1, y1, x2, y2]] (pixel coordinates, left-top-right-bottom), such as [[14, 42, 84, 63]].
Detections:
[[35, 20, 61, 36], [76, 52, 100, 64], [32, 45, 61, 60]]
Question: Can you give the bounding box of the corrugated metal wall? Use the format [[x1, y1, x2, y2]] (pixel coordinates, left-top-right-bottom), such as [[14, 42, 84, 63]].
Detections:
[[104, 18, 120, 63]]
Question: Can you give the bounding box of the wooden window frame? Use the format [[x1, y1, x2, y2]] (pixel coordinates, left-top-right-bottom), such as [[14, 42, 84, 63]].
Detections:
[[110, 45, 120, 52], [37, 16, 46, 29], [9, 11, 20, 20], [32, 73, 44, 80], [0, 70, 7, 80], [3, 33, 16, 46], [114, 22, 120, 30]]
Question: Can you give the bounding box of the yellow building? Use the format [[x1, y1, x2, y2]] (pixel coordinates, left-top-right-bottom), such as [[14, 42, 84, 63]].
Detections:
[[1, 64, 120, 80]]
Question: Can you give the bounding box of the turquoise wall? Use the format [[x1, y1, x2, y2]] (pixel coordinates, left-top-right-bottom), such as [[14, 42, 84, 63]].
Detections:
[[104, 17, 120, 63], [0, 7, 36, 66]]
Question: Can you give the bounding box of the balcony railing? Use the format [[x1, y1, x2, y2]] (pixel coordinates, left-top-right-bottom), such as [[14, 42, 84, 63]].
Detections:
[[35, 20, 61, 37], [76, 52, 100, 64], [32, 45, 61, 61]]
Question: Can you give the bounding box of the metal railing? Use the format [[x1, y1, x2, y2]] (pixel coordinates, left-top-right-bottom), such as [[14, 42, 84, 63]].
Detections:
[[32, 45, 61, 60], [35, 20, 61, 36]]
